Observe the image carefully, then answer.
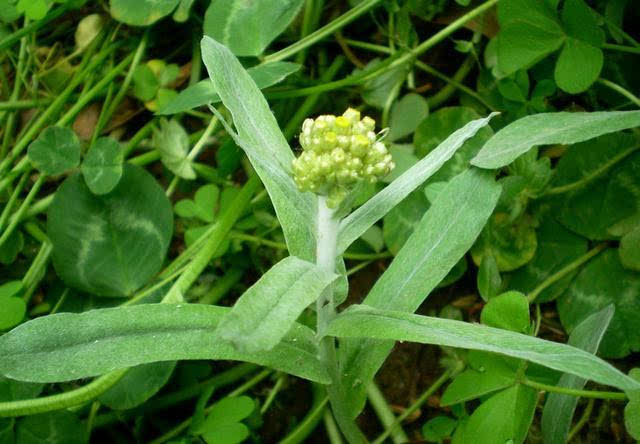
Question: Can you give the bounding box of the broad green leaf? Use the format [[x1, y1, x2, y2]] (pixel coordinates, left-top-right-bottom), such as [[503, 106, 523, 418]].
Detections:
[[195, 396, 254, 444], [201, 37, 316, 261], [496, 0, 564, 75], [480, 291, 530, 334], [477, 252, 501, 301], [153, 118, 196, 180], [422, 416, 457, 442], [551, 135, 640, 240], [388, 93, 429, 142], [132, 64, 159, 101], [441, 351, 517, 406], [158, 61, 301, 115], [0, 304, 330, 384], [338, 113, 498, 254], [620, 226, 640, 271], [0, 376, 43, 402], [471, 213, 537, 272], [626, 391, 640, 440], [203, 0, 304, 57], [558, 249, 640, 358], [561, 0, 604, 47], [414, 107, 494, 184], [175, 184, 219, 223], [382, 190, 429, 255], [541, 305, 614, 444], [216, 256, 337, 353], [81, 137, 124, 195], [16, 411, 86, 444], [456, 384, 537, 444], [27, 126, 81, 176], [471, 111, 640, 169], [16, 0, 48, 21], [509, 217, 587, 302], [554, 38, 603, 94], [328, 305, 640, 392], [109, 0, 180, 26], [98, 361, 176, 410], [47, 165, 173, 297], [337, 168, 501, 418], [0, 230, 23, 265], [0, 294, 25, 331], [361, 59, 410, 109]]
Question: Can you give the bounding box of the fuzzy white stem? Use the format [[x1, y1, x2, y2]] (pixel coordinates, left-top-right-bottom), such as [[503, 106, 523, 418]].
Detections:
[[316, 195, 339, 335]]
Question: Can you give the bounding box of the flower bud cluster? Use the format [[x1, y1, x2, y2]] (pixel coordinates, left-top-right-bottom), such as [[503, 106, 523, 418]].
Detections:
[[292, 108, 395, 208]]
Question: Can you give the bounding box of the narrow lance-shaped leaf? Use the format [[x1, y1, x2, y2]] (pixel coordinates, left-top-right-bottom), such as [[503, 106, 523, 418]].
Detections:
[[541, 305, 615, 444], [337, 113, 498, 254], [328, 305, 640, 392], [0, 304, 330, 384], [338, 168, 502, 418], [157, 61, 301, 115], [471, 111, 640, 169], [216, 256, 337, 353], [201, 37, 316, 261]]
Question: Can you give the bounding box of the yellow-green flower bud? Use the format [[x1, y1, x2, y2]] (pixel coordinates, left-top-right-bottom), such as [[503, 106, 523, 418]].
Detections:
[[291, 108, 395, 208]]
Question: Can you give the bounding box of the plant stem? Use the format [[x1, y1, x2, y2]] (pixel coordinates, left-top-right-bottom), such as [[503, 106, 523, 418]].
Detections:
[[324, 408, 345, 444], [164, 175, 260, 302], [0, 5, 69, 53], [0, 369, 128, 417], [521, 379, 626, 400], [148, 369, 272, 444], [261, 373, 286, 414], [367, 382, 408, 444], [0, 175, 44, 250], [93, 363, 258, 428], [527, 243, 607, 303], [596, 78, 640, 108], [267, 0, 498, 100], [264, 0, 384, 63], [568, 398, 595, 442], [602, 43, 640, 55], [372, 369, 452, 444], [544, 145, 640, 196], [280, 386, 329, 444]]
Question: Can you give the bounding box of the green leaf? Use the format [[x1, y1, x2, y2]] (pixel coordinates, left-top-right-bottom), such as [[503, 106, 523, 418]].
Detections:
[[158, 61, 301, 115], [477, 252, 501, 301], [175, 184, 219, 223], [508, 217, 587, 302], [422, 416, 457, 442], [471, 111, 640, 169], [110, 0, 180, 26], [0, 376, 43, 402], [382, 190, 429, 255], [0, 304, 330, 384], [471, 213, 538, 272], [132, 64, 160, 101], [441, 351, 517, 406], [456, 384, 537, 444], [195, 396, 254, 444], [0, 281, 25, 331], [558, 249, 640, 358], [153, 118, 196, 180], [551, 135, 640, 240], [27, 126, 81, 176], [216, 256, 336, 353], [554, 38, 603, 94], [201, 36, 316, 261], [203, 0, 304, 57], [16, 411, 86, 444], [338, 113, 498, 254], [328, 305, 640, 392], [16, 0, 48, 20], [81, 137, 124, 195], [541, 305, 614, 444], [620, 226, 640, 271], [414, 107, 493, 183], [561, 0, 604, 47], [388, 93, 429, 142], [625, 391, 640, 440], [0, 230, 23, 265], [480, 291, 530, 334], [496, 0, 564, 75], [361, 59, 409, 109], [47, 165, 173, 297], [98, 361, 176, 410], [337, 168, 501, 418]]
